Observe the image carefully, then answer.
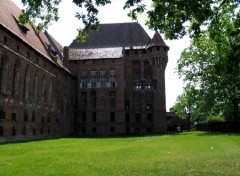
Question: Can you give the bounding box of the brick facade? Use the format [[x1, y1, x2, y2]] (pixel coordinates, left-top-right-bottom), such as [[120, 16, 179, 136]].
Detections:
[[0, 1, 169, 141], [67, 23, 169, 136], [0, 26, 75, 142]]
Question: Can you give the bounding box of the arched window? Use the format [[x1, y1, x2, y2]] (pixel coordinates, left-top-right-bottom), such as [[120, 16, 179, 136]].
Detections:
[[41, 74, 46, 103], [63, 95, 66, 114], [12, 59, 20, 98], [33, 71, 39, 104], [110, 91, 116, 108], [48, 80, 52, 105], [0, 53, 9, 95], [32, 127, 36, 135], [23, 65, 30, 102], [24, 110, 28, 122], [91, 91, 96, 109], [12, 126, 16, 136], [32, 110, 36, 122], [81, 92, 87, 110]]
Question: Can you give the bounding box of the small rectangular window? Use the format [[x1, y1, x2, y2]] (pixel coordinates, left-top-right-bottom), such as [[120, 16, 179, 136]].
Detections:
[[125, 100, 129, 110], [47, 114, 51, 123], [109, 70, 116, 79], [24, 111, 28, 122], [0, 110, 6, 120], [82, 112, 86, 122], [12, 113, 16, 121], [147, 113, 153, 121], [134, 100, 141, 110], [92, 112, 96, 122], [92, 127, 97, 133], [100, 71, 106, 83], [125, 113, 129, 122], [12, 127, 16, 136], [110, 127, 115, 133], [56, 117, 60, 124], [110, 112, 115, 122], [135, 113, 141, 122]]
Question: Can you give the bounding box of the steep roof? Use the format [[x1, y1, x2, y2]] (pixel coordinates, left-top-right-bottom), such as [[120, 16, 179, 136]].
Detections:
[[0, 0, 72, 74], [148, 31, 169, 48], [69, 22, 151, 49], [0, 0, 53, 62]]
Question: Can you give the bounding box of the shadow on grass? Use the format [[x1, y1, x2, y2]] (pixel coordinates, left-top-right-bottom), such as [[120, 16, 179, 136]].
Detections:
[[195, 131, 240, 137], [1, 131, 239, 145], [0, 132, 172, 145], [0, 136, 63, 146]]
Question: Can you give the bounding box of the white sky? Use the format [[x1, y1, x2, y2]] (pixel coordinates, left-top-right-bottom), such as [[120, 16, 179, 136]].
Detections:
[[12, 0, 190, 111]]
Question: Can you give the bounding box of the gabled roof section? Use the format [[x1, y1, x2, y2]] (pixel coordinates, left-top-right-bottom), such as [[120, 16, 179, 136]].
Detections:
[[148, 31, 169, 48], [0, 0, 73, 75], [69, 22, 151, 49], [0, 0, 53, 62]]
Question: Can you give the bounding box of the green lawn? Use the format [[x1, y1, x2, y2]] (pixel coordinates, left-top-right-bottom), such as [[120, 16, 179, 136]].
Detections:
[[0, 132, 239, 176]]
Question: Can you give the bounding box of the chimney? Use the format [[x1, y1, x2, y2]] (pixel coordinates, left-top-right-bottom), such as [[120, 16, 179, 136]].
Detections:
[[63, 47, 69, 68]]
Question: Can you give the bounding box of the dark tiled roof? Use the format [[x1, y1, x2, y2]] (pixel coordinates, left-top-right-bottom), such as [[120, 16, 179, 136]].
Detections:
[[148, 31, 169, 48], [69, 22, 151, 48]]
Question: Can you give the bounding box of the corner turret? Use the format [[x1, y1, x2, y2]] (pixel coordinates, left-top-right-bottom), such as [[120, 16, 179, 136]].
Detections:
[[148, 32, 169, 70], [148, 31, 169, 49]]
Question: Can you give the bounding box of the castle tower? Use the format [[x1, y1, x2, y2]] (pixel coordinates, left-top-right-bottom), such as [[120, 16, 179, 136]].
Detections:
[[148, 32, 169, 133]]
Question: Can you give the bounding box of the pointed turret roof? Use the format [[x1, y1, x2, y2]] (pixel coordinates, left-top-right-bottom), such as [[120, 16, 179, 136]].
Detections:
[[148, 31, 169, 49]]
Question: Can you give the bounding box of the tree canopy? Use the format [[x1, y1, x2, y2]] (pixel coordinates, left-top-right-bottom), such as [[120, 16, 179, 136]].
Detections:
[[18, 0, 240, 41], [176, 7, 240, 121]]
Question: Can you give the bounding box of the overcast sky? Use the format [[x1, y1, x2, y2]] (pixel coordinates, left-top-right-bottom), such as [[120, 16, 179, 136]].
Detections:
[[12, 0, 191, 111]]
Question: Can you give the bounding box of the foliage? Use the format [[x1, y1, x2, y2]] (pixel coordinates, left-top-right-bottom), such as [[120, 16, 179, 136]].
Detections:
[[18, 0, 240, 41], [207, 114, 225, 122], [171, 84, 201, 123], [177, 8, 240, 121], [0, 132, 240, 176]]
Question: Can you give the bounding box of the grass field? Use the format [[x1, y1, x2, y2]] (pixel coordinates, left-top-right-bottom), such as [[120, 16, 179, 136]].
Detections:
[[0, 132, 239, 176]]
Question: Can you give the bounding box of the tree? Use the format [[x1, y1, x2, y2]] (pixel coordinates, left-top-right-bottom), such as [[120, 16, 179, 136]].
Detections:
[[171, 84, 202, 125], [177, 9, 240, 121], [18, 0, 240, 41]]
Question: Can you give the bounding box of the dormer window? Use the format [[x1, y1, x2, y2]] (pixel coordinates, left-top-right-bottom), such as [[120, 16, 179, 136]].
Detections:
[[20, 25, 30, 34], [13, 15, 30, 34]]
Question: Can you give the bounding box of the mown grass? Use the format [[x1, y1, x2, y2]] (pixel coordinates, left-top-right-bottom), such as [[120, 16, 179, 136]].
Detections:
[[0, 132, 239, 176]]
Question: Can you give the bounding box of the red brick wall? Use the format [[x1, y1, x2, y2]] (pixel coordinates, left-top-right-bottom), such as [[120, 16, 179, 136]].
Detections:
[[0, 27, 75, 142], [68, 45, 168, 136]]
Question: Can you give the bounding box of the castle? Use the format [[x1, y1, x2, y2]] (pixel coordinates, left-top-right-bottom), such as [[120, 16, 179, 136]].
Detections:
[[0, 0, 169, 141]]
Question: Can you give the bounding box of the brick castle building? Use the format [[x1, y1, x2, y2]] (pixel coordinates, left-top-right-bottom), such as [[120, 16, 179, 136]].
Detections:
[[0, 0, 169, 141]]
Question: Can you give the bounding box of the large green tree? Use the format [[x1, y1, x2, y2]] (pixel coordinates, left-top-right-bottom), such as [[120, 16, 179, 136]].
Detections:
[[18, 0, 240, 40], [177, 8, 240, 121]]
